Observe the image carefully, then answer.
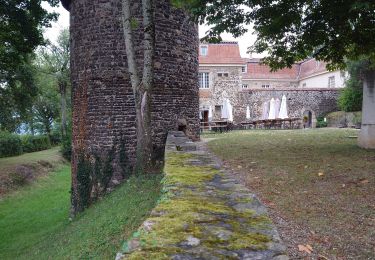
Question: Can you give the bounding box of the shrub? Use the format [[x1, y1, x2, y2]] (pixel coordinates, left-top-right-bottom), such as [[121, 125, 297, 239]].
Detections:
[[49, 130, 62, 146], [0, 131, 23, 158], [21, 135, 51, 153], [316, 116, 328, 128], [338, 86, 363, 112], [61, 133, 72, 161]]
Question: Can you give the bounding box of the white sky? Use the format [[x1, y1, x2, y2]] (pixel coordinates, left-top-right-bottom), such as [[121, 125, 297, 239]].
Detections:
[[43, 4, 263, 58]]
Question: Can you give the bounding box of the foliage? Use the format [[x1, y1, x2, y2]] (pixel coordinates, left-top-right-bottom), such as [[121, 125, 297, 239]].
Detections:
[[60, 132, 72, 161], [179, 1, 375, 70], [21, 135, 51, 153], [0, 59, 38, 132], [338, 59, 366, 112], [338, 87, 363, 112], [316, 117, 328, 128], [37, 28, 71, 138], [76, 155, 92, 212], [0, 131, 23, 158], [0, 0, 59, 84]]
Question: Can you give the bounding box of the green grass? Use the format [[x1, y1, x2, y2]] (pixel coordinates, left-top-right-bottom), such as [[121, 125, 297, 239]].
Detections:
[[0, 165, 162, 259], [0, 146, 62, 170], [207, 129, 375, 259]]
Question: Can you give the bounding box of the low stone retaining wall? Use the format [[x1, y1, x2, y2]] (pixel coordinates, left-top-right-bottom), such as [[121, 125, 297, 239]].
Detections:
[[116, 131, 288, 259]]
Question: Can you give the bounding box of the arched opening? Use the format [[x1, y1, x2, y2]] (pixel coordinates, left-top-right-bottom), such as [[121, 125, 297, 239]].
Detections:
[[303, 110, 313, 128]]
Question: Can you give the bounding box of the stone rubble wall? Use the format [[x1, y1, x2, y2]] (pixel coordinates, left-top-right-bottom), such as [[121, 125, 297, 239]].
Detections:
[[69, 0, 199, 184], [117, 131, 288, 259]]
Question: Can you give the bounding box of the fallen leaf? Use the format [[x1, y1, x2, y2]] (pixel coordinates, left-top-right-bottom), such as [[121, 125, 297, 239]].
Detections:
[[298, 244, 313, 254], [318, 172, 324, 177], [342, 184, 346, 187], [360, 179, 369, 184]]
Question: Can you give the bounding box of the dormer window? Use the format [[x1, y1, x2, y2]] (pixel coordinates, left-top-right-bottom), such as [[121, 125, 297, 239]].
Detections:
[[200, 45, 208, 56], [242, 66, 247, 73]]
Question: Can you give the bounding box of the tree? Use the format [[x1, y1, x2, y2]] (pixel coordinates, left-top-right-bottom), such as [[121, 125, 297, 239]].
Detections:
[[0, 58, 37, 132], [37, 28, 70, 138], [0, 0, 60, 132], [179, 0, 375, 148], [0, 0, 59, 86], [122, 0, 155, 174], [338, 60, 366, 112], [32, 69, 60, 136]]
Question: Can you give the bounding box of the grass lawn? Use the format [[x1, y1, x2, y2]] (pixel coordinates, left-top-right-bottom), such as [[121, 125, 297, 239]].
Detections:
[[0, 165, 162, 259], [0, 147, 65, 195], [206, 129, 375, 259]]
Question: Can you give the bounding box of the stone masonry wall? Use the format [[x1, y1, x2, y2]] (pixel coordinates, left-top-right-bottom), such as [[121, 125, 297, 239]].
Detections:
[[237, 89, 340, 123], [69, 0, 199, 187]]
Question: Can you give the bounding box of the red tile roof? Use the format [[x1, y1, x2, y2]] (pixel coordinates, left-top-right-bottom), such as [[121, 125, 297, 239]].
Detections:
[[298, 59, 328, 79], [243, 63, 299, 80], [199, 43, 331, 80], [199, 42, 247, 64]]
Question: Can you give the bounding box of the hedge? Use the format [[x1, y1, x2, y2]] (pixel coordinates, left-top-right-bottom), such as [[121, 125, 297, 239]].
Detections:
[[0, 132, 53, 158], [21, 135, 51, 153], [0, 132, 23, 158]]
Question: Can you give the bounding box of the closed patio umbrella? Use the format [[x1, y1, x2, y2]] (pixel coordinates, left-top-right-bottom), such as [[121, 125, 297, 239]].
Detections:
[[279, 95, 289, 119], [262, 101, 269, 119], [221, 100, 229, 119], [208, 106, 213, 121], [275, 98, 281, 118], [268, 98, 276, 119], [246, 105, 251, 120], [227, 99, 234, 122]]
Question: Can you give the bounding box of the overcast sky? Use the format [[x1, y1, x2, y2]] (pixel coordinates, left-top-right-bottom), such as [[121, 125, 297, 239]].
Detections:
[[43, 4, 263, 58]]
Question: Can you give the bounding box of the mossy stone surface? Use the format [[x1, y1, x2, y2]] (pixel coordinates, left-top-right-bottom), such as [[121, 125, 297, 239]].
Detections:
[[118, 135, 288, 259]]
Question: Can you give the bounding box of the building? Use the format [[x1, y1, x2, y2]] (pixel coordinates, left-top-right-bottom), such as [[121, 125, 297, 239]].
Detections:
[[199, 42, 344, 127]]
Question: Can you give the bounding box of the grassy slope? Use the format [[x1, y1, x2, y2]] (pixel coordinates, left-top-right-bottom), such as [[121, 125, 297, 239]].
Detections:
[[207, 129, 375, 259], [0, 165, 162, 259], [0, 146, 62, 170]]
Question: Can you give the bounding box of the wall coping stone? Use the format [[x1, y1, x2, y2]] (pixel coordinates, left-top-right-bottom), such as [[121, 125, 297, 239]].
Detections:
[[116, 131, 288, 259]]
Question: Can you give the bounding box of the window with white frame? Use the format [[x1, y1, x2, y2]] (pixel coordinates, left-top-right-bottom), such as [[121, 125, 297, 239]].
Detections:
[[242, 84, 248, 89], [242, 66, 247, 73], [261, 84, 270, 89], [328, 76, 335, 88], [218, 72, 229, 77], [199, 72, 210, 89], [200, 46, 208, 56]]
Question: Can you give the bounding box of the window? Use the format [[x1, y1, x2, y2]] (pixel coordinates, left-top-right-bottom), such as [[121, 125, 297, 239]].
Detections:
[[328, 76, 335, 88], [215, 105, 222, 115], [218, 72, 229, 77], [242, 66, 247, 73], [302, 83, 306, 87], [242, 84, 248, 89], [199, 72, 210, 89], [200, 46, 208, 56], [261, 84, 270, 89]]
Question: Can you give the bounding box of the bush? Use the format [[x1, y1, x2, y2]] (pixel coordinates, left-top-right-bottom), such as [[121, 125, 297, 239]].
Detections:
[[338, 86, 363, 112], [61, 134, 72, 161], [0, 132, 23, 158], [50, 130, 62, 146], [316, 116, 328, 128], [21, 135, 51, 153]]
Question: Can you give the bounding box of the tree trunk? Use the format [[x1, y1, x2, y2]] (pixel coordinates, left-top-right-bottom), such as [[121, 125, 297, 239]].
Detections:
[[122, 0, 155, 174], [60, 81, 68, 138], [358, 69, 375, 149]]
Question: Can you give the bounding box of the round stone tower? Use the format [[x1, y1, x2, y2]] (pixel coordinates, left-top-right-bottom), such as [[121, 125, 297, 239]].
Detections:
[[61, 0, 199, 213]]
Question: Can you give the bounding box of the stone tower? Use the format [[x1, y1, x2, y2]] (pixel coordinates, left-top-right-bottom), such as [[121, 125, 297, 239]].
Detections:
[[61, 0, 199, 212]]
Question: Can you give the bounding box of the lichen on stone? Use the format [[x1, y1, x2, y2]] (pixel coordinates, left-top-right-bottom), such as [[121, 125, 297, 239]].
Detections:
[[119, 150, 282, 259]]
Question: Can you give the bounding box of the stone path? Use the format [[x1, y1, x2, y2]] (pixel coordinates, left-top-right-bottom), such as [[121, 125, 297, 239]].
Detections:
[[117, 132, 288, 260]]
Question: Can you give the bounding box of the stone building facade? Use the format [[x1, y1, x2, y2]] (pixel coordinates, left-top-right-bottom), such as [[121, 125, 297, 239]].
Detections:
[[61, 0, 199, 211], [199, 42, 344, 126]]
